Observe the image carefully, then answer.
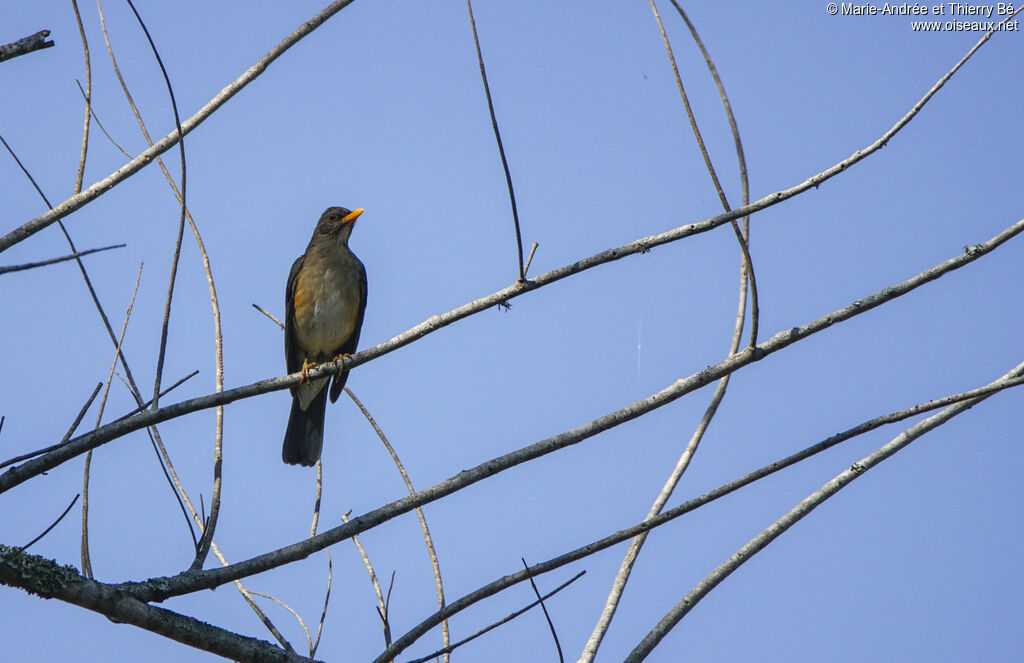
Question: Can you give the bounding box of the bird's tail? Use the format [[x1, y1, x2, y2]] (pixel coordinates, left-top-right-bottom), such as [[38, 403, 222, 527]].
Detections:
[[282, 388, 327, 466]]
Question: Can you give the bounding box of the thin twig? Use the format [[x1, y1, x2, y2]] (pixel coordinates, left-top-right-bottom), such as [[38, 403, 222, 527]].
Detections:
[[71, 0, 91, 195], [75, 79, 133, 158], [0, 30, 54, 63], [649, 0, 759, 345], [346, 387, 449, 658], [4, 494, 79, 559], [214, 542, 295, 651], [523, 242, 539, 277], [253, 303, 285, 329], [123, 0, 187, 412], [249, 591, 311, 653], [401, 570, 585, 663], [522, 558, 564, 663], [668, 0, 758, 347], [311, 552, 332, 659], [0, 244, 125, 275], [62, 383, 104, 444], [466, 0, 525, 282], [308, 462, 332, 657], [342, 512, 390, 649], [384, 572, 395, 622], [0, 372, 196, 471], [82, 261, 144, 578], [311, 462, 324, 537], [80, 450, 94, 576], [110, 370, 200, 423], [0, 133, 50, 203]]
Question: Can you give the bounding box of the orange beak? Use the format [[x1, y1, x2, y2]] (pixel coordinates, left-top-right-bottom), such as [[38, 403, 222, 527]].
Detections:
[[342, 208, 365, 224]]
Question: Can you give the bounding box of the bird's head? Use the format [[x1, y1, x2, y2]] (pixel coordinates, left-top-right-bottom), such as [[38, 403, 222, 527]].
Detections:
[[316, 206, 364, 242]]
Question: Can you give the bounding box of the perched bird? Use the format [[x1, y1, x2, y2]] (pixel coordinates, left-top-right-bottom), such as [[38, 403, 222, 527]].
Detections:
[[282, 206, 367, 466]]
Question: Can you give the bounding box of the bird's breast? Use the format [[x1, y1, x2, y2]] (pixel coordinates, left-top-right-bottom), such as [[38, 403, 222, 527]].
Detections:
[[293, 261, 361, 359]]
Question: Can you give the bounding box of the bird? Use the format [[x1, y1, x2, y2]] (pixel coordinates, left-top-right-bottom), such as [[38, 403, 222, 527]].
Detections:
[[282, 206, 367, 466]]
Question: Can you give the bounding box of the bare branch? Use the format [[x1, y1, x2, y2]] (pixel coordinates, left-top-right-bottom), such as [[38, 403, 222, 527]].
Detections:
[[523, 241, 539, 277], [110, 370, 200, 424], [0, 548, 312, 663], [82, 261, 144, 578], [522, 558, 564, 663], [221, 551, 295, 651], [342, 512, 389, 649], [0, 30, 54, 63], [0, 133, 53, 205], [6, 495, 79, 558], [667, 0, 757, 345], [0, 243, 124, 275], [61, 383, 104, 444], [122, 0, 188, 415], [310, 552, 332, 658], [346, 387, 449, 656], [249, 592, 308, 653], [76, 79, 133, 158], [650, 0, 759, 344], [253, 304, 285, 330], [466, 0, 525, 282], [71, 0, 91, 195], [401, 570, 585, 663], [0, 373, 197, 471]]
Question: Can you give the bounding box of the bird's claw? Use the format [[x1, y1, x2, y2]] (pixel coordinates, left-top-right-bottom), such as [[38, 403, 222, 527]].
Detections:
[[300, 358, 316, 384]]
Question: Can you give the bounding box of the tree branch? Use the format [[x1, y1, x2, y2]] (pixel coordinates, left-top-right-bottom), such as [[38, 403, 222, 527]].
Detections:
[[466, 0, 526, 281], [0, 546, 313, 663], [0, 243, 124, 275], [0, 30, 54, 63]]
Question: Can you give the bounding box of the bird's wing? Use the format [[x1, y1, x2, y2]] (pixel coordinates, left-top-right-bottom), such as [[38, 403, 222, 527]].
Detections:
[[284, 255, 305, 380], [341, 259, 368, 357], [329, 259, 367, 403]]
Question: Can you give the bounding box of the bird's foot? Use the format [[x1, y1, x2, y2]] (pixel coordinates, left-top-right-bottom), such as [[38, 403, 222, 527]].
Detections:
[[300, 358, 317, 383], [333, 352, 352, 367]]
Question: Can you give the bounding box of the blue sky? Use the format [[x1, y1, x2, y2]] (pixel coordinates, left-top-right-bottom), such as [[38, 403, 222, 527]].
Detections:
[[2, 2, 1022, 661]]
